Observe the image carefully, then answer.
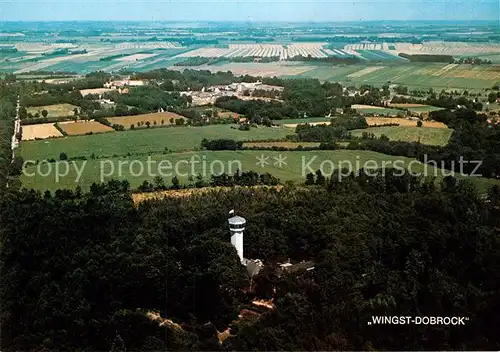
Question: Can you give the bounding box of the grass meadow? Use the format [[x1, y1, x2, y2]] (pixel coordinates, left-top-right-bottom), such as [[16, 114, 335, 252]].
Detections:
[[27, 103, 79, 118], [20, 149, 500, 192]]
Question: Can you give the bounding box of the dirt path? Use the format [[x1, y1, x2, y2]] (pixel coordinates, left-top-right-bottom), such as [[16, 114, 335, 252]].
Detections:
[[11, 96, 20, 162]]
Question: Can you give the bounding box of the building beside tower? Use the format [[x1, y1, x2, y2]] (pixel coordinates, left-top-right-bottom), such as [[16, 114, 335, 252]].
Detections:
[[227, 210, 313, 278]]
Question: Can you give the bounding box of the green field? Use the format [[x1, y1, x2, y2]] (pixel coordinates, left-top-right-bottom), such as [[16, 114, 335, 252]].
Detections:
[[356, 50, 406, 62], [293, 65, 362, 81], [27, 103, 79, 118], [19, 124, 293, 161], [351, 126, 453, 146], [390, 105, 444, 113], [20, 149, 500, 192], [42, 60, 116, 74], [294, 63, 500, 91], [355, 107, 403, 116]]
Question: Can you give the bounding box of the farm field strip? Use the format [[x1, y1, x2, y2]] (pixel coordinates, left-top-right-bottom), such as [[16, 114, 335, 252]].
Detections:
[[58, 121, 115, 136], [113, 42, 181, 49], [20, 149, 500, 193], [106, 112, 186, 129], [21, 123, 63, 141], [9, 46, 171, 74], [351, 104, 404, 116], [116, 53, 158, 61], [284, 121, 331, 128], [336, 63, 500, 90], [366, 117, 447, 128], [273, 117, 333, 125], [171, 62, 316, 77], [11, 48, 130, 73], [356, 50, 405, 61], [41, 60, 116, 74], [243, 141, 320, 148], [389, 104, 443, 113], [351, 104, 386, 110], [432, 63, 458, 77], [347, 66, 386, 78], [293, 65, 362, 80]]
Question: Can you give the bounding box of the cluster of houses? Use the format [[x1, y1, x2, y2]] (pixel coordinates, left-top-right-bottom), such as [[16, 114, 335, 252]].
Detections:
[[103, 79, 145, 89], [181, 81, 283, 106]]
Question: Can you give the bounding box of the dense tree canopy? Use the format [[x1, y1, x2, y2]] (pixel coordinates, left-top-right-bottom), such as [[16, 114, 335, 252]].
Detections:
[[1, 173, 500, 350]]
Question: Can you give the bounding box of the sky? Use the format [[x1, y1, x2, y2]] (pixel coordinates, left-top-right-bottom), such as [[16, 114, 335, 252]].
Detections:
[[0, 0, 498, 22]]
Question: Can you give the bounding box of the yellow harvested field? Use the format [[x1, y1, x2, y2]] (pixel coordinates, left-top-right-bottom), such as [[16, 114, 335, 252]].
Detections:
[[27, 103, 79, 117], [106, 112, 186, 129], [347, 66, 385, 78], [284, 121, 330, 128], [366, 117, 447, 128], [58, 121, 114, 135], [351, 104, 386, 110], [21, 123, 63, 140], [79, 88, 115, 97]]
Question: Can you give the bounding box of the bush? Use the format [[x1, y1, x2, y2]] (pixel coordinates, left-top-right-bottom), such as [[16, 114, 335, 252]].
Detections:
[[112, 124, 125, 131], [201, 138, 243, 150]]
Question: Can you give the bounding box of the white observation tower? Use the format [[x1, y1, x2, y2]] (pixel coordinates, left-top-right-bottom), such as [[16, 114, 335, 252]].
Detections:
[[228, 211, 246, 264]]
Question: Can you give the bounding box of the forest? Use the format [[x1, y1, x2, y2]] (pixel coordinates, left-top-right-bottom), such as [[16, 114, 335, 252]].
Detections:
[[1, 173, 500, 351]]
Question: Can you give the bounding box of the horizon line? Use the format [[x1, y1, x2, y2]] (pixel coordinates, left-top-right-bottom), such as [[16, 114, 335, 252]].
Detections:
[[2, 19, 498, 23]]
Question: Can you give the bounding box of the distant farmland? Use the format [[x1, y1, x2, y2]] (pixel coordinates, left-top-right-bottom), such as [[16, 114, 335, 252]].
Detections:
[[295, 63, 500, 90], [170, 62, 316, 77], [174, 43, 343, 60]]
